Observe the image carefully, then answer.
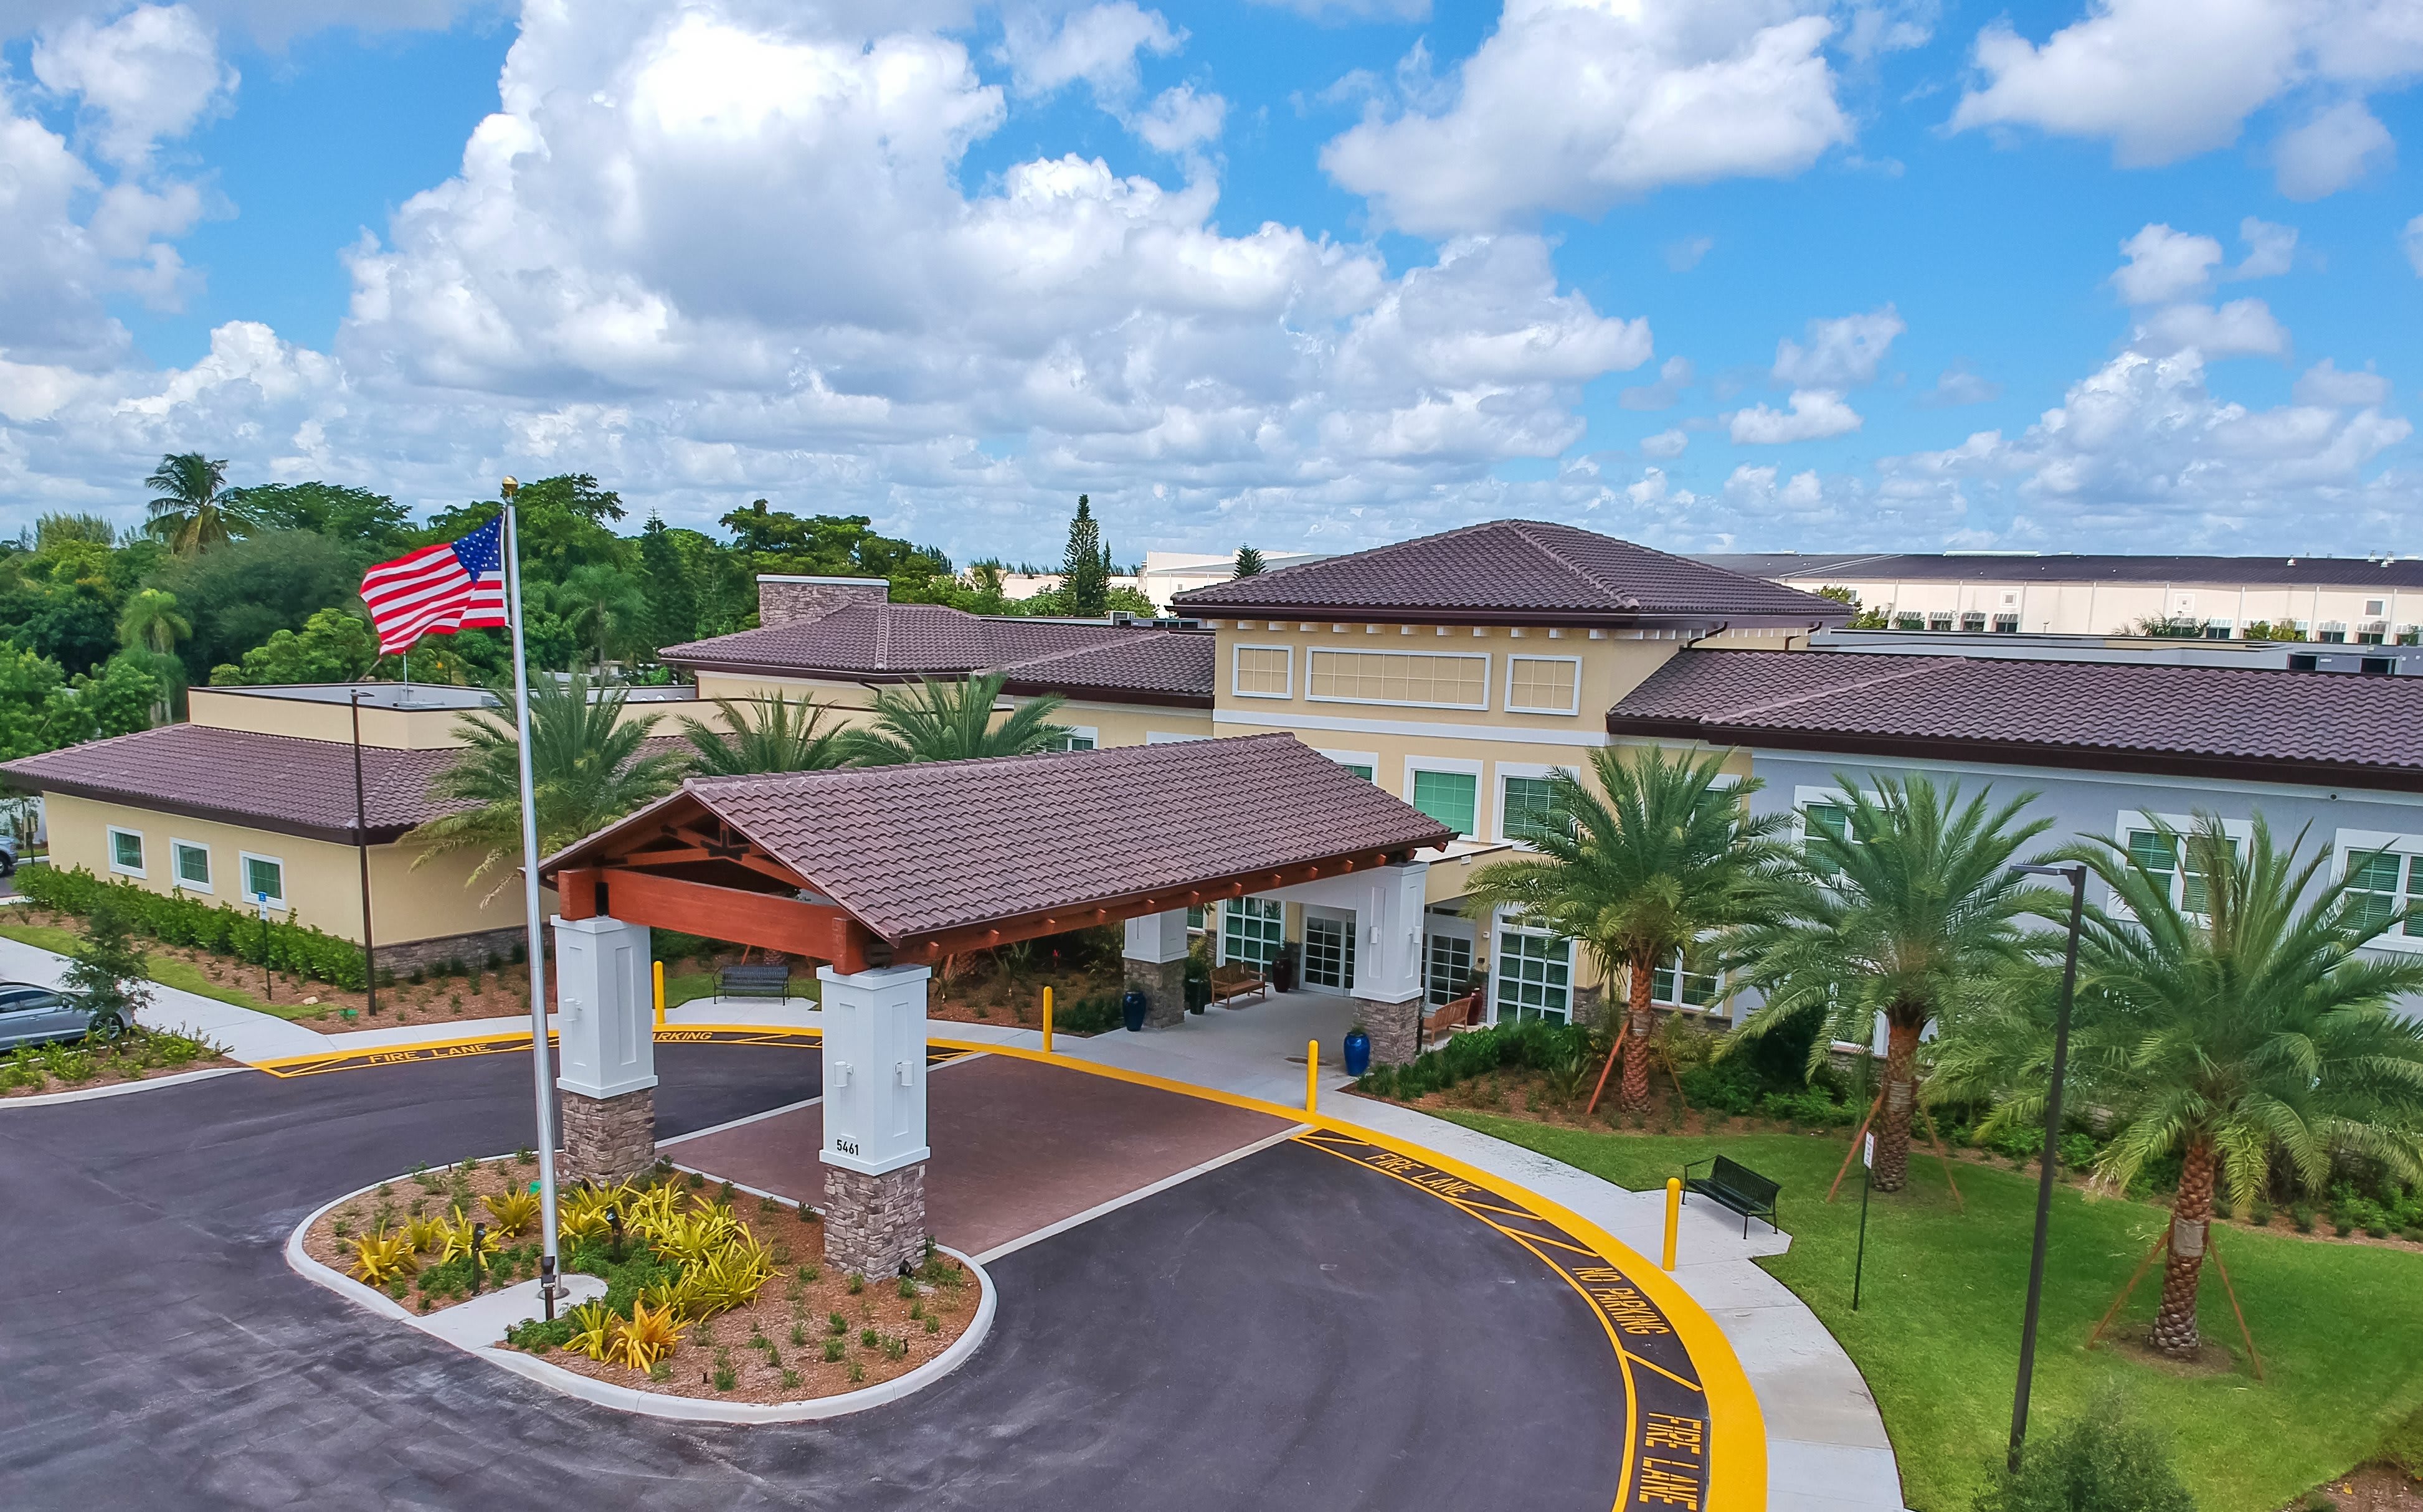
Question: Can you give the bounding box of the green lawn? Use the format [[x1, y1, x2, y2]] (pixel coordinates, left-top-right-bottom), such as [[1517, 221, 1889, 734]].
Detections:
[[660, 968, 819, 1013], [0, 920, 322, 1021], [1441, 1113, 2423, 1512]]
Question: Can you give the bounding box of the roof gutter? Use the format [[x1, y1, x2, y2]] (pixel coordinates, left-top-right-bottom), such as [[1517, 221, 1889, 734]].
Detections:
[[1172, 606, 1848, 631], [3, 775, 419, 846]]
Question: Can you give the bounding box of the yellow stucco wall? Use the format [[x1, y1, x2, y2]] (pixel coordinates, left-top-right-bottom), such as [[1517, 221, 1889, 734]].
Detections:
[[187, 687, 725, 750]]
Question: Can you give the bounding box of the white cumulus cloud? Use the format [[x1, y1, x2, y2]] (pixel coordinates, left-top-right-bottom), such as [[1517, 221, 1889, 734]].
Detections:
[[1771, 304, 1904, 388], [2133, 298, 2291, 359], [2111, 223, 2224, 305], [31, 4, 236, 168], [1132, 83, 1225, 153], [1640, 427, 1687, 458], [1730, 389, 1862, 444], [2272, 99, 2396, 199], [1320, 0, 1851, 234], [1000, 2, 1182, 102], [2404, 213, 2423, 275]]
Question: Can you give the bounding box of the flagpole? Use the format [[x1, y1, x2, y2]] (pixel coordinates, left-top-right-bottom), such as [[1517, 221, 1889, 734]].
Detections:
[[500, 477, 564, 1317]]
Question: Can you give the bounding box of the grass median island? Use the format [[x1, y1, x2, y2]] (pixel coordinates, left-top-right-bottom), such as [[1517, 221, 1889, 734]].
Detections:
[[1438, 1114, 2423, 1512]]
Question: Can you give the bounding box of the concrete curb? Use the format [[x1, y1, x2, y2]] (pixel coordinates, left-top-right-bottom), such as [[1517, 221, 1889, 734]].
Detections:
[[286, 1168, 998, 1425], [0, 1064, 249, 1108]]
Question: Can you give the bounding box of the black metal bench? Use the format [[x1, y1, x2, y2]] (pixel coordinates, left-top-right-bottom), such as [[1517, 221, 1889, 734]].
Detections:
[[716, 963, 793, 1003], [1683, 1155, 1781, 1237]]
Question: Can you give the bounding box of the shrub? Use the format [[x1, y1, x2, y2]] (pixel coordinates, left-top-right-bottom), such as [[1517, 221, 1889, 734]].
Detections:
[[22, 864, 369, 988], [1973, 1394, 2196, 1512], [1055, 992, 1124, 1034]]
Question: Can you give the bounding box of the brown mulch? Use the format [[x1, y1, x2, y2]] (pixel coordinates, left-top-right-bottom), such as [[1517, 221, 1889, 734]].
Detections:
[[303, 1158, 979, 1406], [924, 957, 1128, 1036], [2300, 1463, 2423, 1511]]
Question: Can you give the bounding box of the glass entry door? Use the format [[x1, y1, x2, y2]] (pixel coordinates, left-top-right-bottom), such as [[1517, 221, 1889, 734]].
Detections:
[[1494, 927, 1571, 1023], [1302, 910, 1357, 993]]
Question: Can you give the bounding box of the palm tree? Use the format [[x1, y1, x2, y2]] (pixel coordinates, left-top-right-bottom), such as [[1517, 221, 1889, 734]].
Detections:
[[1464, 745, 1791, 1112], [143, 453, 257, 554], [550, 564, 650, 670], [1728, 773, 2052, 1191], [846, 673, 1069, 765], [116, 588, 190, 656], [2000, 814, 2423, 1357], [407, 673, 686, 899], [678, 695, 851, 776]]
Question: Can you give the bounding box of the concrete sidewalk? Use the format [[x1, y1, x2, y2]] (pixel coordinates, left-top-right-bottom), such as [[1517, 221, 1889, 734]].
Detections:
[[658, 988, 1904, 1511]]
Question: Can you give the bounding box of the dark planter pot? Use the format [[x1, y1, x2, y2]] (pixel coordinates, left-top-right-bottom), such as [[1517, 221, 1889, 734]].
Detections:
[[1121, 990, 1148, 1032], [1342, 1029, 1372, 1078], [1271, 956, 1298, 993], [1185, 976, 1210, 1014]]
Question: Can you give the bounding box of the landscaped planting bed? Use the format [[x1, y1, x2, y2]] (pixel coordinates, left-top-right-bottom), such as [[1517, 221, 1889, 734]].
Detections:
[[303, 1159, 978, 1406], [0, 1023, 232, 1096]]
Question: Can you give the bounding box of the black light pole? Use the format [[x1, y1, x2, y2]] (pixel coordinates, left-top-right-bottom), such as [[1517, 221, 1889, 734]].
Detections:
[[2006, 861, 2087, 1475]]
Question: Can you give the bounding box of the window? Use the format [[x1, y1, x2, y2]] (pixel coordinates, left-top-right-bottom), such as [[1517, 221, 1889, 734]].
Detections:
[[240, 853, 286, 908], [171, 841, 212, 892], [1927, 613, 1953, 632], [1494, 926, 1571, 1024], [1425, 932, 1474, 1005], [2358, 623, 2389, 646], [1410, 768, 1479, 837], [2319, 621, 2348, 643], [1231, 645, 1293, 699], [1186, 905, 1205, 931], [1046, 727, 1098, 752], [1803, 800, 1856, 875], [1501, 775, 1560, 843], [1992, 613, 2019, 634], [2346, 850, 2414, 936], [2125, 823, 2237, 915], [1222, 897, 1284, 968], [108, 827, 145, 877], [2367, 599, 2387, 617], [1960, 612, 1986, 632], [1339, 763, 1375, 781], [2203, 620, 2234, 640], [1651, 945, 1722, 1009], [1319, 749, 1378, 782], [1302, 912, 1357, 992], [1504, 656, 1580, 714], [1307, 650, 1488, 709]]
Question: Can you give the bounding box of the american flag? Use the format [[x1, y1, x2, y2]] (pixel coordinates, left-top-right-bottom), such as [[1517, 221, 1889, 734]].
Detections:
[[359, 516, 511, 654]]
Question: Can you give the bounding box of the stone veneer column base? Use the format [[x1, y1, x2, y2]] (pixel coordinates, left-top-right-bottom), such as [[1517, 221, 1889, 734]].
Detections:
[[1125, 956, 1190, 1028], [823, 1163, 928, 1278], [1357, 997, 1421, 1067], [561, 1087, 656, 1185]]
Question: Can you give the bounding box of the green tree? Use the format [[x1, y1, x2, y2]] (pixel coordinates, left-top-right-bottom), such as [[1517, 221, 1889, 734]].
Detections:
[[1464, 745, 1790, 1112], [847, 673, 1069, 765], [1996, 815, 2423, 1357], [1233, 545, 1264, 578], [144, 453, 260, 555], [221, 481, 412, 549], [407, 673, 687, 899], [73, 654, 166, 740], [145, 529, 363, 681], [549, 563, 650, 669], [637, 515, 698, 653], [1061, 495, 1109, 617], [62, 897, 152, 1032], [0, 644, 77, 759], [429, 476, 631, 579], [209, 607, 381, 685], [1728, 773, 2053, 1191], [678, 696, 851, 776], [1972, 1392, 2196, 1512], [33, 514, 116, 550], [117, 588, 190, 656]]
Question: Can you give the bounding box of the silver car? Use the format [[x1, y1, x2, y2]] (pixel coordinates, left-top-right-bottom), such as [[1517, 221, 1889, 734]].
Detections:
[[0, 983, 123, 1051]]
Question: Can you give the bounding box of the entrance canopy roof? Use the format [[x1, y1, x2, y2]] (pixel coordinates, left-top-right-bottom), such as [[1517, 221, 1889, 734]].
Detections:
[[540, 734, 1455, 971]]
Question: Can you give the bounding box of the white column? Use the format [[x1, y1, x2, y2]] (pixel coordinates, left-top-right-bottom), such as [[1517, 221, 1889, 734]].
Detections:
[[1354, 863, 1428, 1007], [817, 965, 932, 1176], [554, 915, 655, 1099], [1123, 908, 1190, 965]]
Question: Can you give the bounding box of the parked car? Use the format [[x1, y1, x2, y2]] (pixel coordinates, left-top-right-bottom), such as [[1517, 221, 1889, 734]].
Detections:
[[0, 983, 123, 1051], [0, 838, 16, 876]]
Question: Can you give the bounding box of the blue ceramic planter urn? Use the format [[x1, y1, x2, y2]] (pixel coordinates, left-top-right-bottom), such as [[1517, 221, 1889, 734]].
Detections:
[[1342, 1028, 1372, 1077]]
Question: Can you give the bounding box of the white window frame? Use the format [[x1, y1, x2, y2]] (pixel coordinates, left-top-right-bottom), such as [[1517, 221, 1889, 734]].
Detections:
[[1496, 760, 1578, 845], [238, 851, 289, 912], [1488, 907, 1575, 1026], [1047, 725, 1099, 752], [2336, 828, 2423, 955], [1649, 943, 1725, 1013], [1145, 730, 1204, 745], [1502, 654, 1583, 716], [107, 826, 145, 878], [1403, 755, 1486, 839], [169, 839, 212, 894], [1230, 643, 1295, 700], [1306, 648, 1491, 711], [2113, 810, 2251, 922], [1317, 748, 1380, 781]]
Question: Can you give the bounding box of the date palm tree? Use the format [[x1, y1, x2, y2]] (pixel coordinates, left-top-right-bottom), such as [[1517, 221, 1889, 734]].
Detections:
[[1728, 773, 2052, 1192], [677, 694, 851, 776], [407, 672, 686, 898], [2001, 814, 2423, 1358], [116, 588, 190, 656], [1463, 744, 1791, 1112], [846, 673, 1069, 765], [143, 453, 258, 554]]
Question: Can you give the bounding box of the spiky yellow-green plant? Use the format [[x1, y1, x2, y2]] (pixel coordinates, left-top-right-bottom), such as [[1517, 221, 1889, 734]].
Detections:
[[565, 1300, 615, 1362], [607, 1298, 686, 1373], [349, 1228, 418, 1287], [403, 1215, 449, 1255], [650, 1206, 739, 1267], [619, 1183, 683, 1237], [685, 1231, 774, 1316], [640, 1270, 706, 1323], [441, 1214, 501, 1264], [483, 1187, 542, 1237]]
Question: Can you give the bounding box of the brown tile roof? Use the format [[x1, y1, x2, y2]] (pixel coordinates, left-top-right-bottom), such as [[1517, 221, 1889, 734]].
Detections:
[[548, 734, 1456, 942], [1174, 519, 1852, 626], [660, 603, 1214, 705], [0, 724, 470, 843], [1608, 650, 2423, 791]]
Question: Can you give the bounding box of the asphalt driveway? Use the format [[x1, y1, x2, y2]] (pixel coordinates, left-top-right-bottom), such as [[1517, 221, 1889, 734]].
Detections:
[[0, 1046, 1631, 1510]]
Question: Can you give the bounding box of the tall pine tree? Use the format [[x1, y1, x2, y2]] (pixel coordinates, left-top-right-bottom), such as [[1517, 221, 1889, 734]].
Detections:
[[638, 515, 698, 656], [1061, 494, 1109, 617]]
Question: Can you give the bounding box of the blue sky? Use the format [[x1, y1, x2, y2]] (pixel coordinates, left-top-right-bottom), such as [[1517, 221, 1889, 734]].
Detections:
[[2, 1, 2419, 563]]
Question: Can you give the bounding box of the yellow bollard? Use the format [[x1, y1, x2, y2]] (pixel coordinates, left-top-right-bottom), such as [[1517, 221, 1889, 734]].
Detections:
[[1306, 1038, 1320, 1114], [1041, 985, 1055, 1054], [653, 960, 665, 1028], [1662, 1177, 1682, 1270]]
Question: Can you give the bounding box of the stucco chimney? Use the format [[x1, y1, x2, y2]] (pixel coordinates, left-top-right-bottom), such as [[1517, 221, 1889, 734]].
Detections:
[[758, 575, 889, 627]]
